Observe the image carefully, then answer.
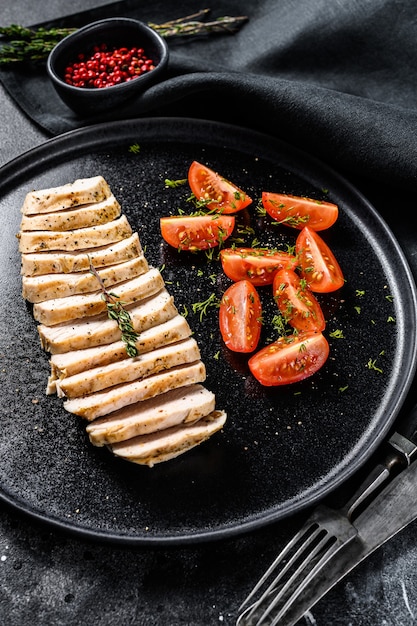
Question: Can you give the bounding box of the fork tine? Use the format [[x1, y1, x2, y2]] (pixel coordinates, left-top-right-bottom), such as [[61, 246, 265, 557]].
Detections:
[[266, 542, 338, 626], [240, 528, 335, 626], [238, 520, 317, 613], [266, 536, 339, 626], [257, 532, 335, 625]]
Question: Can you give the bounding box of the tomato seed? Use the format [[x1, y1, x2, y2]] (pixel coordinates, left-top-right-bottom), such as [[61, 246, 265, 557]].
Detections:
[[312, 271, 323, 282]]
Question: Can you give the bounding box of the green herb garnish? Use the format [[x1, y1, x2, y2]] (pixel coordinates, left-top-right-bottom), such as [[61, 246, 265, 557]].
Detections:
[[0, 11, 248, 65], [191, 292, 220, 321], [89, 259, 139, 357], [128, 144, 141, 154], [165, 178, 187, 188]]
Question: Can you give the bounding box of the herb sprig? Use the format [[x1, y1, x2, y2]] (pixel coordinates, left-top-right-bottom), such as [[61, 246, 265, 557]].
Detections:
[[148, 10, 248, 38], [89, 259, 139, 357], [191, 292, 220, 321], [0, 10, 248, 65]]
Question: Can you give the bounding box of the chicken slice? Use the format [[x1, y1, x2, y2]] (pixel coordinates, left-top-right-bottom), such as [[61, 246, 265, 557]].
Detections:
[[64, 361, 206, 421], [56, 337, 200, 399], [18, 215, 132, 253], [33, 267, 164, 325], [23, 255, 148, 303], [38, 289, 177, 354], [109, 410, 227, 467], [20, 194, 121, 232], [21, 233, 142, 277], [21, 176, 111, 215], [86, 384, 216, 446], [47, 314, 192, 391]]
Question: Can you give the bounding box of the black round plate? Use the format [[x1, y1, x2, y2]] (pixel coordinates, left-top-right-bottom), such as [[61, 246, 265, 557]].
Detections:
[[0, 118, 416, 545]]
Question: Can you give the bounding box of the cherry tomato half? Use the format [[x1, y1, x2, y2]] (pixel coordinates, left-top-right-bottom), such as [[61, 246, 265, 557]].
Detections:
[[262, 192, 338, 231], [273, 268, 326, 332], [188, 161, 252, 214], [219, 280, 262, 353], [248, 331, 329, 386], [160, 215, 235, 251], [220, 247, 298, 286], [296, 227, 344, 293]]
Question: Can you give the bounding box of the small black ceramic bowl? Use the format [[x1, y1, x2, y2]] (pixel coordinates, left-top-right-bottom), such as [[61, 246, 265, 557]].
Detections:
[[47, 17, 169, 116]]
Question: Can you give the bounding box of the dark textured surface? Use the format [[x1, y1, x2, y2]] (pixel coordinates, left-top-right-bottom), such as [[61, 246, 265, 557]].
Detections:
[[2, 1, 417, 625]]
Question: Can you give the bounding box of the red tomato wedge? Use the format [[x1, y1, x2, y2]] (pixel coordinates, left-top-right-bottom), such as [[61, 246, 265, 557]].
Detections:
[[296, 227, 344, 293], [188, 161, 252, 214], [262, 191, 338, 231], [248, 331, 329, 386], [273, 268, 326, 332], [220, 247, 298, 286], [219, 280, 262, 353], [160, 215, 235, 251]]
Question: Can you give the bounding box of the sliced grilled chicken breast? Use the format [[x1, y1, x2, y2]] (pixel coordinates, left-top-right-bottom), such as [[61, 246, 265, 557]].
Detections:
[[18, 215, 132, 253], [21, 176, 111, 215], [56, 337, 201, 398], [86, 384, 216, 446], [20, 194, 121, 232], [23, 255, 148, 303], [21, 233, 142, 276], [19, 175, 226, 468], [64, 361, 206, 421], [33, 267, 164, 325], [47, 314, 192, 391], [38, 289, 177, 354], [109, 410, 227, 467]]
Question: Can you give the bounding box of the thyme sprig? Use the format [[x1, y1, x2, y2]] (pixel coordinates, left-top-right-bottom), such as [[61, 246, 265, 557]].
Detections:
[[149, 10, 248, 38], [0, 10, 248, 65], [89, 259, 139, 357], [0, 25, 76, 64]]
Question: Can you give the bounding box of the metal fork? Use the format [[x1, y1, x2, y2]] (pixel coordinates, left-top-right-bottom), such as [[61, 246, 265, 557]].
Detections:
[[237, 428, 417, 626]]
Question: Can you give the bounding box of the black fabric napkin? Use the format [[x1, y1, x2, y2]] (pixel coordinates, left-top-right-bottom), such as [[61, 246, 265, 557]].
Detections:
[[2, 0, 417, 193]]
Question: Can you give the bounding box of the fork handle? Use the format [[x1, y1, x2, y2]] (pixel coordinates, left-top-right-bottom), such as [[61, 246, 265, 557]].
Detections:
[[343, 453, 400, 522], [343, 403, 417, 521]]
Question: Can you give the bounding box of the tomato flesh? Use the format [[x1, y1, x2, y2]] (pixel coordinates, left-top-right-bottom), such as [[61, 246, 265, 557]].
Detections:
[[296, 227, 344, 293], [188, 161, 252, 214], [248, 332, 329, 386], [160, 215, 235, 251], [262, 191, 338, 231], [220, 247, 298, 286], [219, 280, 262, 353], [273, 268, 326, 332]]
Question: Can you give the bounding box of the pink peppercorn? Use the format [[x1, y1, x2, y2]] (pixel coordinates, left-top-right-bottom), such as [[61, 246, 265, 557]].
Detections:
[[64, 44, 156, 88]]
